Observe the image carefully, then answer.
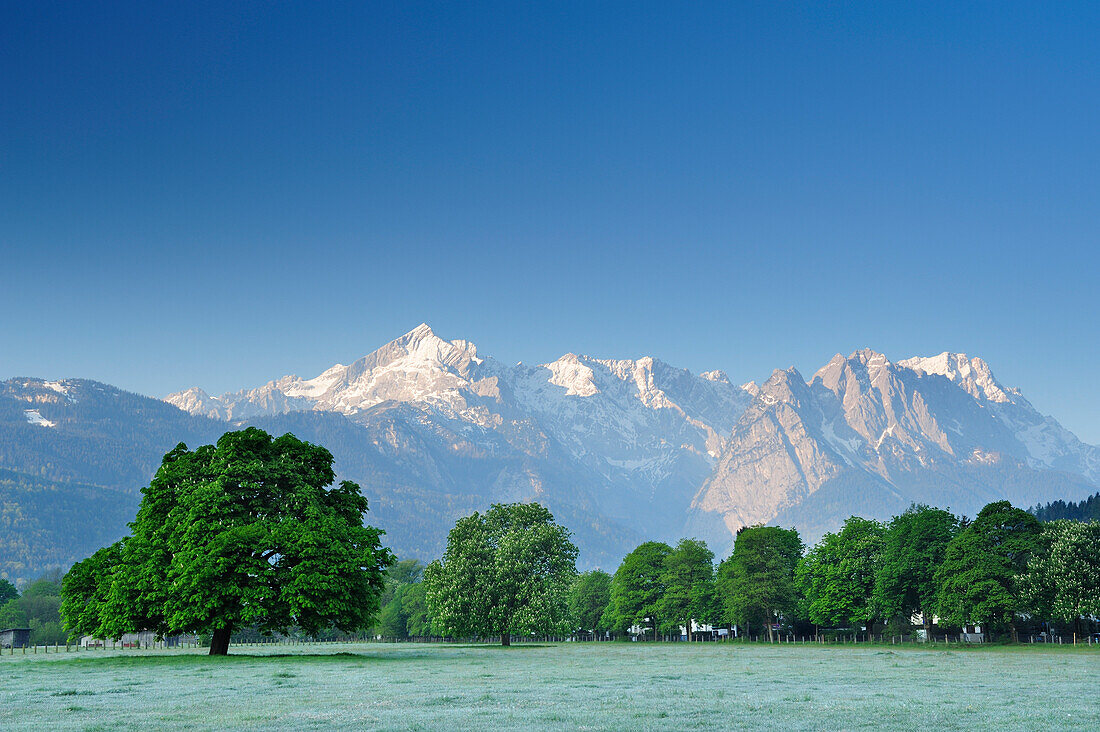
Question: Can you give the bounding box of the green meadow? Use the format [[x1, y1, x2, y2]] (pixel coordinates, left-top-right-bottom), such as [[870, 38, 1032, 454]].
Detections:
[[2, 642, 1097, 730]]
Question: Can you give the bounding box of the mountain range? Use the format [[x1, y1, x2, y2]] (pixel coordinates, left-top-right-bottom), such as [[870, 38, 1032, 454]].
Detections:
[[2, 324, 1097, 580]]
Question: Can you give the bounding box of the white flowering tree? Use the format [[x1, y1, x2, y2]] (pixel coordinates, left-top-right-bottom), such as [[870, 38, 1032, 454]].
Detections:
[[1021, 519, 1100, 634], [424, 503, 577, 645]]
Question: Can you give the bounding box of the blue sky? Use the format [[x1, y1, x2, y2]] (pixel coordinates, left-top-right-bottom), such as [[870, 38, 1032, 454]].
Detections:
[[3, 2, 1099, 441]]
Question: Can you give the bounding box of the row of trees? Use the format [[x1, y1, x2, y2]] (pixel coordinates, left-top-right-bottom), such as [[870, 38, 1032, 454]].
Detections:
[[572, 502, 1098, 642], [1032, 492, 1100, 523], [415, 500, 1099, 644], [55, 428, 1098, 653], [377, 499, 1099, 645]]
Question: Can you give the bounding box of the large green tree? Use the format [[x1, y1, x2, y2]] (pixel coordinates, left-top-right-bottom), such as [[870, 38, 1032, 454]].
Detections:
[[659, 539, 716, 641], [934, 500, 1041, 638], [61, 428, 394, 654], [716, 526, 802, 642], [872, 505, 957, 634], [568, 570, 612, 638], [423, 503, 577, 646], [605, 541, 673, 640], [0, 579, 17, 604], [1020, 520, 1100, 634], [797, 517, 885, 634]]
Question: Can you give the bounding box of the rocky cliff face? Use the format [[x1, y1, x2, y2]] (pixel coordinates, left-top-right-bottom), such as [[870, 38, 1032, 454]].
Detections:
[[689, 349, 1099, 551]]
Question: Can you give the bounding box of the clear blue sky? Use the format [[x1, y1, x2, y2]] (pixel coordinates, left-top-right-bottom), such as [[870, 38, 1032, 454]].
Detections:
[[3, 2, 1098, 441]]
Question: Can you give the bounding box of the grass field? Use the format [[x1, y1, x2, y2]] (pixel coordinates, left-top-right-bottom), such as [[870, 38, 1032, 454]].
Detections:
[[1, 641, 1097, 730]]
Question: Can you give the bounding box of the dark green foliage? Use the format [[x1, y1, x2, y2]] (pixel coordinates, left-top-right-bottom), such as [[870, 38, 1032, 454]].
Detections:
[[568, 570, 612, 634], [376, 559, 429, 639], [386, 558, 424, 586], [1031, 493, 1100, 523], [797, 517, 885, 630], [0, 573, 67, 644], [659, 539, 716, 640], [424, 503, 578, 644], [872, 505, 957, 629], [0, 578, 17, 604], [0, 599, 27, 628], [378, 589, 411, 639], [934, 501, 1042, 632], [716, 526, 802, 641], [60, 428, 394, 654], [401, 582, 431, 637], [606, 541, 673, 639]]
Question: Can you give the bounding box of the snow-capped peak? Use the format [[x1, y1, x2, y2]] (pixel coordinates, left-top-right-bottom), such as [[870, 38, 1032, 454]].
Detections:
[[700, 370, 730, 384], [543, 353, 600, 397], [899, 352, 1016, 403]]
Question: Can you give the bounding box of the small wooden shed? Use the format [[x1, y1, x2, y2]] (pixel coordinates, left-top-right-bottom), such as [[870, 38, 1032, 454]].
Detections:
[[0, 628, 31, 648]]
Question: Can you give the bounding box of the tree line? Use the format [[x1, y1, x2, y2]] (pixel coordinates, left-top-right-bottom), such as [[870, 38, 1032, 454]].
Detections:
[[0, 572, 68, 645], [54, 429, 1100, 653], [1031, 492, 1100, 523], [384, 501, 1099, 644]]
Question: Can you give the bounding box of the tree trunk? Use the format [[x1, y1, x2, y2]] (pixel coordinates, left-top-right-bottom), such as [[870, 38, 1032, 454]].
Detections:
[[209, 628, 231, 656], [767, 612, 774, 643], [501, 630, 510, 647]]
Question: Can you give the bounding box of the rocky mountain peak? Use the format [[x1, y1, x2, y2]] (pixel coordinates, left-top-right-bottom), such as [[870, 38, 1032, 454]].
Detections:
[[899, 351, 1016, 404], [700, 369, 730, 384]]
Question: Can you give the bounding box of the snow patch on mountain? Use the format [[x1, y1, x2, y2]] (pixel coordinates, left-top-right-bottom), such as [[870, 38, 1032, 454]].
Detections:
[[24, 409, 55, 427]]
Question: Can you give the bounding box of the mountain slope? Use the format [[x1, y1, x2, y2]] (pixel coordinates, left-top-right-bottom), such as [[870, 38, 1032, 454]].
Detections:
[[0, 378, 225, 489], [166, 325, 756, 562], [690, 349, 1099, 548], [3, 329, 1097, 571], [0, 468, 136, 585]]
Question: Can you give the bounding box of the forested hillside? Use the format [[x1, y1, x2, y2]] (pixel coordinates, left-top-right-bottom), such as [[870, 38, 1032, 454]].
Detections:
[[1032, 492, 1100, 522], [0, 378, 223, 489], [0, 469, 136, 585]]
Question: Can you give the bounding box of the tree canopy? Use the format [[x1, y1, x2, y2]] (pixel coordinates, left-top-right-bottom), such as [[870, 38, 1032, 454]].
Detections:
[[934, 500, 1041, 635], [60, 428, 393, 654], [0, 574, 66, 644], [568, 570, 612, 636], [659, 539, 716, 641], [605, 541, 673, 640], [377, 559, 428, 639], [423, 503, 577, 645], [872, 505, 957, 631], [1020, 520, 1100, 630], [797, 517, 885, 631], [0, 579, 17, 605], [717, 526, 802, 641]]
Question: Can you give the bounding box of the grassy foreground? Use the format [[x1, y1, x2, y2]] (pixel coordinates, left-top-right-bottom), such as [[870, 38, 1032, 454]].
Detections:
[[1, 642, 1097, 730]]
